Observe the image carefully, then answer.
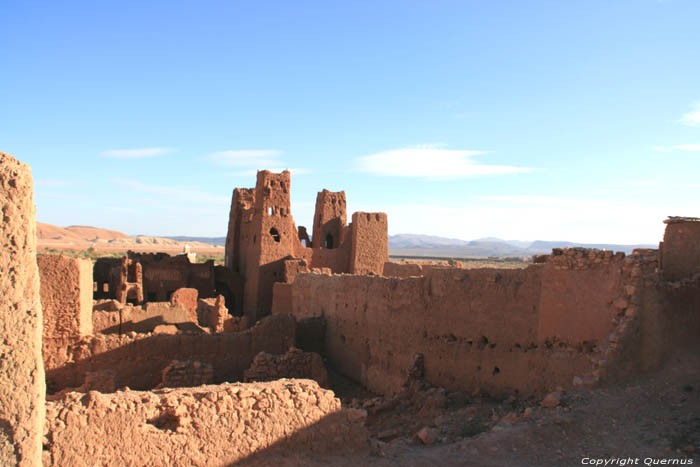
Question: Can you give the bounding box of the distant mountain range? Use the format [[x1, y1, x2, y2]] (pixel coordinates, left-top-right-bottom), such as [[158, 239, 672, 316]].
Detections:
[[162, 233, 656, 258], [162, 236, 227, 246], [388, 234, 656, 258], [35, 223, 656, 258]]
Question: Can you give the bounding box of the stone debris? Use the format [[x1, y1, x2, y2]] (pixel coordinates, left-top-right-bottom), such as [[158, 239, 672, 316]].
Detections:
[[244, 347, 329, 387], [541, 391, 562, 408], [415, 426, 439, 445]]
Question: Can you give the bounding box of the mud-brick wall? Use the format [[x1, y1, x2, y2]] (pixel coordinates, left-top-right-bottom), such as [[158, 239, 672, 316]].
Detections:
[[538, 249, 627, 345], [44, 314, 296, 393], [38, 254, 93, 339], [45, 379, 368, 466], [0, 153, 45, 467], [288, 267, 544, 395], [286, 256, 627, 396]]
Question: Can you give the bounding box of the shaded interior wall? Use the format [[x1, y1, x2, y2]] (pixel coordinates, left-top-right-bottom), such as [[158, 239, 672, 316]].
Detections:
[[283, 255, 629, 396], [225, 187, 255, 269], [44, 314, 296, 393], [659, 219, 700, 281], [38, 254, 93, 339], [350, 212, 389, 275], [213, 265, 242, 315], [92, 258, 122, 300], [0, 153, 45, 467], [45, 380, 367, 467], [633, 251, 700, 373]]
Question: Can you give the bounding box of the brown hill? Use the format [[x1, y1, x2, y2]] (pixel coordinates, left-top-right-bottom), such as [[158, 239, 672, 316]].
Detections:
[[36, 222, 222, 254], [37, 223, 129, 243], [64, 225, 130, 241], [37, 223, 84, 243]]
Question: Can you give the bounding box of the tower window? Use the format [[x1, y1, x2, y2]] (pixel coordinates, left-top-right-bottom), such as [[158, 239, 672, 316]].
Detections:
[[269, 228, 281, 243]]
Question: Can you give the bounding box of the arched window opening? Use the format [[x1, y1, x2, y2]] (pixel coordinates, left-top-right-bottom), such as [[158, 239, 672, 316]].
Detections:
[[324, 233, 334, 249], [269, 227, 281, 243]]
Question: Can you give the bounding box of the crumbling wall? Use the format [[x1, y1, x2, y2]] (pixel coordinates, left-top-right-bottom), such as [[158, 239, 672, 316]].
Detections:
[[244, 348, 329, 387], [659, 217, 700, 281], [92, 301, 199, 335], [284, 252, 631, 396], [349, 212, 389, 275], [44, 380, 367, 466], [0, 152, 45, 467], [538, 248, 627, 344], [114, 257, 144, 304], [38, 254, 94, 339], [44, 314, 296, 393], [197, 295, 246, 332], [170, 287, 198, 322]]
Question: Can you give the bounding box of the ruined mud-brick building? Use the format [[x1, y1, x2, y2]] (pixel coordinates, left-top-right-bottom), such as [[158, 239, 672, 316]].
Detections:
[[224, 170, 388, 325], [2, 152, 700, 465], [92, 250, 242, 312]]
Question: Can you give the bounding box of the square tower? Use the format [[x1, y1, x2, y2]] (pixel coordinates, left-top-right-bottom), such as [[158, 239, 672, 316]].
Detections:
[[312, 189, 347, 249]]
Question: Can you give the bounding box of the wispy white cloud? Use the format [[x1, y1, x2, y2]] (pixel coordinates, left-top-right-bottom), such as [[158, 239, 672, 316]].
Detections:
[[207, 150, 283, 167], [100, 147, 175, 159], [111, 178, 228, 205], [652, 144, 700, 152], [355, 145, 534, 179], [673, 144, 700, 151], [680, 103, 700, 127]]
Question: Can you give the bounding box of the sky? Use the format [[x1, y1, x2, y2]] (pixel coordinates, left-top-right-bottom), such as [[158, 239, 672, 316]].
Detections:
[[2, 0, 699, 244]]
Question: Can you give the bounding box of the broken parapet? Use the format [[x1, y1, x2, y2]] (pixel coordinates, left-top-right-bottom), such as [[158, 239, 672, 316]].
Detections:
[[197, 295, 246, 332], [170, 287, 199, 323], [44, 380, 368, 465], [244, 347, 329, 388], [0, 152, 45, 467], [535, 247, 626, 269]]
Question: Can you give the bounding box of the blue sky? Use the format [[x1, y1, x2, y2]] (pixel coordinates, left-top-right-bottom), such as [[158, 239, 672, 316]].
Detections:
[[2, 0, 699, 244]]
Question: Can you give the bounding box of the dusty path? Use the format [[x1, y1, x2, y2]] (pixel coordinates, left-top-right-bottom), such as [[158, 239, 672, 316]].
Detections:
[[240, 348, 700, 466]]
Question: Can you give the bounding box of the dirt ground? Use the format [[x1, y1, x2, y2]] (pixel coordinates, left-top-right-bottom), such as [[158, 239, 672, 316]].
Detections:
[[240, 347, 700, 466]]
